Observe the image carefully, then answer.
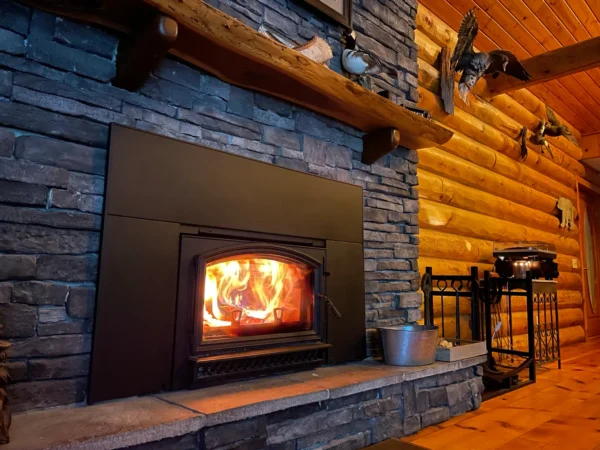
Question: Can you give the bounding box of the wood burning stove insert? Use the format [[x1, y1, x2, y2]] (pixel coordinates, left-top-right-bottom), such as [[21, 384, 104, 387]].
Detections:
[[89, 125, 365, 403], [174, 235, 332, 389]]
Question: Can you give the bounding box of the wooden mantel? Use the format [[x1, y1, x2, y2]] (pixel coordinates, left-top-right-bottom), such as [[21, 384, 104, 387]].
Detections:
[[23, 0, 453, 160]]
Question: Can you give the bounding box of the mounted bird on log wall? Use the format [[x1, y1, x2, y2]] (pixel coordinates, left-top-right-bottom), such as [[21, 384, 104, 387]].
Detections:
[[440, 8, 531, 115]]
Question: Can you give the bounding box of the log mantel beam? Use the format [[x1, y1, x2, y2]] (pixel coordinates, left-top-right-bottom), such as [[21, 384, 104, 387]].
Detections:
[[485, 37, 600, 96]]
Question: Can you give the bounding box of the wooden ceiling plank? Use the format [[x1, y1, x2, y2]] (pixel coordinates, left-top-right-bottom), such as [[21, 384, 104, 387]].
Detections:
[[556, 76, 600, 126], [584, 0, 600, 27], [568, 0, 600, 36], [546, 0, 592, 41], [522, 0, 578, 46], [498, 0, 561, 51], [473, 0, 547, 55]]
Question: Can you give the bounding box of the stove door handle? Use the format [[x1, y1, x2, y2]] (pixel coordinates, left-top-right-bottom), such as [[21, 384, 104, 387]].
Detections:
[[318, 294, 342, 319]]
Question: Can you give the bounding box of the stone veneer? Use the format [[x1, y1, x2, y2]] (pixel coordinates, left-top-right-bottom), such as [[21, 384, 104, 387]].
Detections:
[[0, 0, 421, 412]]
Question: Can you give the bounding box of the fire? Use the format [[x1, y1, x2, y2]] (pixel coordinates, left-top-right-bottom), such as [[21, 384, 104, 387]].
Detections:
[[202, 256, 311, 335]]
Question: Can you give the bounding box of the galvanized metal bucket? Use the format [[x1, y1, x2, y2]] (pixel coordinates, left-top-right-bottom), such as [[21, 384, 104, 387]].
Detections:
[[379, 324, 439, 366]]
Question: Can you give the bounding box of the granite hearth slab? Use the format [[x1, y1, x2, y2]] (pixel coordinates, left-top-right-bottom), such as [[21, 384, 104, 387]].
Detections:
[[5, 356, 486, 450]]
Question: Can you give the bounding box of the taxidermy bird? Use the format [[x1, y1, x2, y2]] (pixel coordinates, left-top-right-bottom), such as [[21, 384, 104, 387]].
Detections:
[[531, 120, 554, 159], [451, 9, 531, 103], [544, 105, 579, 145], [342, 31, 397, 88]]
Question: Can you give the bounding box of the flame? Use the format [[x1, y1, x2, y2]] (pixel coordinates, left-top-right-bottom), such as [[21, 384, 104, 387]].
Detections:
[[202, 256, 311, 334]]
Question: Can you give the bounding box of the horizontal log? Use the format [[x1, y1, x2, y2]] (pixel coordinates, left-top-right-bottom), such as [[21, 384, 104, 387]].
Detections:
[[418, 58, 587, 182], [510, 326, 584, 350], [432, 308, 582, 340], [417, 87, 577, 190], [419, 200, 580, 256], [429, 290, 580, 317], [425, 133, 577, 204], [419, 228, 581, 273], [419, 169, 577, 237], [557, 272, 582, 291]]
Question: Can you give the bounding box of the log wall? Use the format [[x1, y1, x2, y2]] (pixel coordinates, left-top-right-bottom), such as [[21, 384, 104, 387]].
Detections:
[[415, 4, 599, 347]]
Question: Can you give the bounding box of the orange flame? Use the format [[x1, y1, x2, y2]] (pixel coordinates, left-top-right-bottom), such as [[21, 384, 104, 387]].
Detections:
[[203, 256, 311, 334]]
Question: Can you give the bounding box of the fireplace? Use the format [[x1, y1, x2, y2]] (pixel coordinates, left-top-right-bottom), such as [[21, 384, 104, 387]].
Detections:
[[89, 125, 365, 403]]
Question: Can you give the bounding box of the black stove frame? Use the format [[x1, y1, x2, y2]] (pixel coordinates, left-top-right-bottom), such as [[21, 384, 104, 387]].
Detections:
[[89, 125, 366, 403]]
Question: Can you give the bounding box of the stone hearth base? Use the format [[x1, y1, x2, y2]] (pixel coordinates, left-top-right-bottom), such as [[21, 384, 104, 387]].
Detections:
[[5, 357, 486, 450]]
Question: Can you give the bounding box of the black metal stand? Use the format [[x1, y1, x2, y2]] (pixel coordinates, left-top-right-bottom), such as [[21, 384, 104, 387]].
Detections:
[[481, 271, 536, 398], [533, 280, 561, 368], [422, 266, 480, 340]]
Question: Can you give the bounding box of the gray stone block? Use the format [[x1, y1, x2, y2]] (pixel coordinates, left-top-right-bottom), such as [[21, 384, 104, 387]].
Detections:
[[78, 194, 103, 214], [27, 37, 116, 82], [0, 223, 100, 254], [6, 361, 27, 382], [394, 243, 418, 258], [274, 156, 308, 172], [67, 286, 95, 319], [469, 377, 485, 396], [253, 108, 295, 130], [50, 189, 79, 209], [310, 431, 371, 450], [140, 77, 198, 109], [177, 109, 261, 141], [154, 59, 204, 93], [0, 128, 14, 156], [0, 0, 31, 36], [398, 292, 422, 308], [0, 101, 108, 148], [30, 10, 55, 39], [0, 180, 48, 206], [0, 303, 36, 337], [129, 434, 200, 450], [8, 334, 91, 358], [0, 27, 25, 55], [255, 93, 292, 116], [192, 93, 228, 111], [416, 389, 430, 414], [38, 320, 87, 336], [376, 260, 411, 271], [12, 281, 68, 306], [0, 159, 69, 188], [36, 254, 98, 282], [64, 73, 176, 117], [0, 283, 10, 303], [14, 73, 121, 111], [402, 382, 417, 417], [0, 69, 11, 98], [446, 381, 472, 407], [264, 126, 301, 150], [0, 52, 65, 82], [29, 354, 90, 380], [296, 419, 371, 449], [264, 8, 298, 37], [39, 306, 68, 324], [228, 86, 255, 119], [403, 414, 421, 436], [449, 399, 473, 417], [438, 368, 474, 387], [9, 377, 87, 413], [201, 75, 231, 101], [12, 86, 134, 128], [68, 172, 105, 195], [363, 207, 388, 223], [421, 407, 449, 428], [428, 386, 448, 408], [365, 198, 403, 212], [373, 409, 403, 442], [0, 254, 36, 280], [204, 417, 266, 449], [0, 205, 100, 230], [55, 18, 118, 59]]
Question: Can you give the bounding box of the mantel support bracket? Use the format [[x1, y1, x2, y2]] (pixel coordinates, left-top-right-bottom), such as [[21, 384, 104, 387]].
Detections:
[[113, 14, 178, 91], [361, 128, 401, 165]]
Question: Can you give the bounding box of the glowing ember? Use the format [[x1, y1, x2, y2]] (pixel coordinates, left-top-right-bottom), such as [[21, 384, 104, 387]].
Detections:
[[202, 255, 313, 338]]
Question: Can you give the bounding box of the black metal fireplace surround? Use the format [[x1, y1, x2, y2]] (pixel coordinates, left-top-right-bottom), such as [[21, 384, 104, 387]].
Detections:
[[88, 125, 365, 403]]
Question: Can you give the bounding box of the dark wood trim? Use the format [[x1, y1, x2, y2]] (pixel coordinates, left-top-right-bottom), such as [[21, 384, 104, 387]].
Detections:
[[362, 128, 401, 164]]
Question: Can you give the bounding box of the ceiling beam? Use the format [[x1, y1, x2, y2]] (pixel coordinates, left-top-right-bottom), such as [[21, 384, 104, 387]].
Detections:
[[485, 36, 600, 96], [581, 133, 600, 160]]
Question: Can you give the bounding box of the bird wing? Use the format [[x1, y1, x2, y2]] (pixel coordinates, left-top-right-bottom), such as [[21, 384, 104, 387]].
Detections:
[[487, 50, 531, 81], [451, 8, 478, 72], [546, 105, 560, 126]]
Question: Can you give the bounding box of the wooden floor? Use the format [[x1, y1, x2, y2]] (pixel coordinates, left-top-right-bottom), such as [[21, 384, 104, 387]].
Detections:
[[401, 338, 600, 450]]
